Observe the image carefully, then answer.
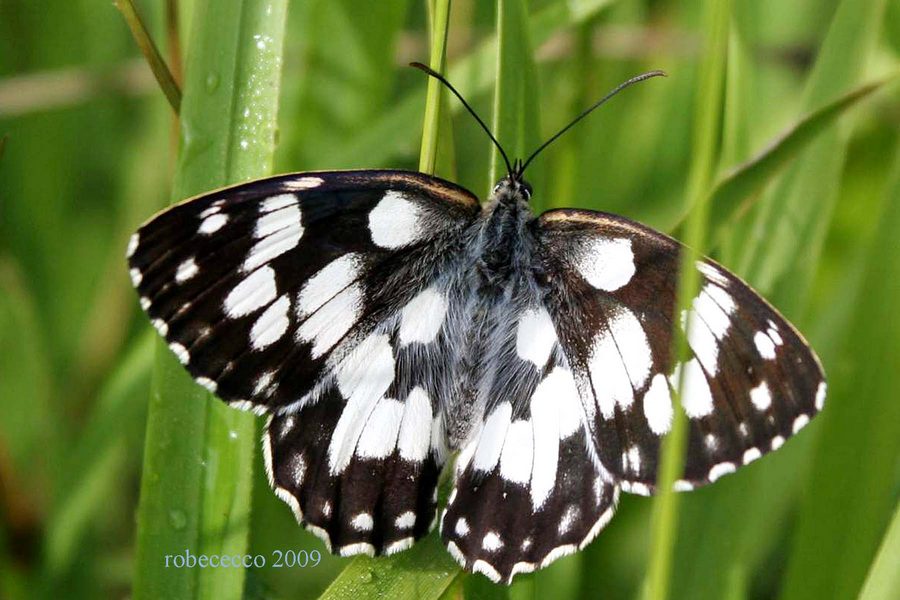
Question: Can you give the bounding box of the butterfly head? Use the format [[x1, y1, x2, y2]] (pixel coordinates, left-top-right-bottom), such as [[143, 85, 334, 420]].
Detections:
[[493, 161, 533, 205]]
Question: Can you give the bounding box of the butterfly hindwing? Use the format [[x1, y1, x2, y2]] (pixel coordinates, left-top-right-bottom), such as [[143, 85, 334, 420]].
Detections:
[[535, 209, 826, 493], [441, 350, 619, 583], [129, 170, 478, 554]]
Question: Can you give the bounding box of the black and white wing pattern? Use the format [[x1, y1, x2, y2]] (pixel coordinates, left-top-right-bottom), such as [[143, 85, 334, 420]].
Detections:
[[128, 170, 479, 555], [439, 297, 619, 584], [535, 209, 827, 495]]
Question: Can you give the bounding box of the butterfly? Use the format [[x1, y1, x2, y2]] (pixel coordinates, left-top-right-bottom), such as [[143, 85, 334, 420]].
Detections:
[[126, 64, 826, 584]]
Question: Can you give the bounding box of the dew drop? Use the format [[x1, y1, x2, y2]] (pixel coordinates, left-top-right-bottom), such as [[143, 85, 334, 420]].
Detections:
[[205, 73, 220, 92], [169, 509, 188, 530]]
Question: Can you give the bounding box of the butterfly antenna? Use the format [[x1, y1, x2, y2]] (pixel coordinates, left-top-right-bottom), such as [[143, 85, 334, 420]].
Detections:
[[410, 62, 514, 178], [519, 70, 667, 174]]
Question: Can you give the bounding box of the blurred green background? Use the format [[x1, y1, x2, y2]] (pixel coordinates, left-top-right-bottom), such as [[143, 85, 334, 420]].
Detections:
[[1, 0, 898, 599]]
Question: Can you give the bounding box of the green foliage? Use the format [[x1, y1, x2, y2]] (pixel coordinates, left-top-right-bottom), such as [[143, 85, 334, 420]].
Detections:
[[0, 1, 897, 599]]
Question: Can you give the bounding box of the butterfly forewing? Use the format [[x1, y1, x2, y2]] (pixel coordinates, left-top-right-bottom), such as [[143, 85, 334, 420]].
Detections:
[[535, 209, 826, 493], [129, 170, 479, 554]]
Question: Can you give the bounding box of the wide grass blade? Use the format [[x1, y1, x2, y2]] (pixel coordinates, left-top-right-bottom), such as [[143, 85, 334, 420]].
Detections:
[[132, 2, 288, 599], [672, 74, 898, 246], [669, 1, 891, 598], [858, 501, 900, 600], [44, 332, 153, 579], [779, 143, 900, 600], [736, 0, 890, 311]]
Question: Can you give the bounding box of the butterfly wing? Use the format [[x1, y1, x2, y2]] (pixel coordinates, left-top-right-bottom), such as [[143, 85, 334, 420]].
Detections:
[[534, 208, 826, 494], [128, 170, 479, 554], [436, 290, 620, 583]]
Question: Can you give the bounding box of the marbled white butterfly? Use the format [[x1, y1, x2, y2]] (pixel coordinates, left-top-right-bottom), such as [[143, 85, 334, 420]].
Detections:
[[127, 65, 826, 584]]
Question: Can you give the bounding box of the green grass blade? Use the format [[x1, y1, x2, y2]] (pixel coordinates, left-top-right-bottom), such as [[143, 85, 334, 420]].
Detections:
[[490, 0, 540, 186], [644, 0, 731, 600], [44, 332, 153, 579], [318, 534, 462, 600], [132, 2, 288, 599], [858, 501, 900, 600], [736, 0, 889, 309], [779, 143, 900, 600], [113, 0, 181, 113], [418, 0, 452, 176], [643, 2, 730, 600], [667, 1, 890, 598], [672, 74, 898, 245]]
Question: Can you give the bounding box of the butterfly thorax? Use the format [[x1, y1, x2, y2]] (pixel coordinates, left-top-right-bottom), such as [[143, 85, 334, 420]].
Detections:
[[474, 177, 538, 290]]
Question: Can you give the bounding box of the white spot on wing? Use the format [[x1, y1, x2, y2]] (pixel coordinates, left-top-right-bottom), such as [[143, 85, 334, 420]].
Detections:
[[643, 373, 673, 434], [297, 254, 362, 317], [750, 381, 771, 411], [169, 342, 189, 364], [250, 295, 290, 349], [815, 381, 827, 411], [196, 377, 217, 392], [397, 386, 432, 462], [395, 511, 415, 529], [385, 538, 414, 556], [260, 193, 296, 212], [697, 260, 729, 287], [255, 204, 301, 238], [368, 191, 425, 249], [129, 268, 142, 286], [355, 398, 403, 459], [339, 543, 375, 557], [609, 308, 652, 391], [626, 446, 641, 474], [558, 505, 580, 534], [771, 435, 785, 450], [708, 462, 736, 482], [296, 283, 362, 358], [671, 359, 714, 418], [455, 518, 470, 536], [578, 237, 635, 291], [792, 414, 810, 433], [224, 266, 277, 318], [328, 334, 395, 473], [588, 308, 650, 417], [482, 531, 503, 552], [398, 287, 448, 346], [743, 447, 762, 464], [253, 371, 274, 396], [244, 209, 303, 271], [499, 420, 533, 485], [516, 306, 557, 367], [175, 257, 199, 283], [351, 513, 374, 532], [282, 176, 323, 191], [529, 368, 576, 509], [473, 402, 512, 472], [126, 233, 139, 258], [199, 213, 228, 234], [754, 331, 777, 359]]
